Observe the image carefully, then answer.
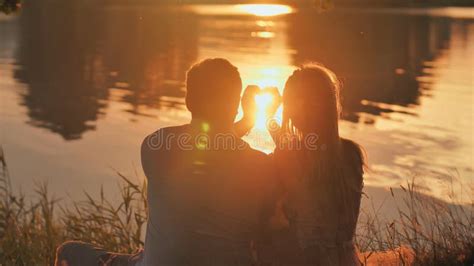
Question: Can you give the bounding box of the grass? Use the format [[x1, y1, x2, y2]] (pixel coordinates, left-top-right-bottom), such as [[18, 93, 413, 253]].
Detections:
[[0, 148, 146, 265], [355, 180, 473, 265], [0, 147, 472, 265]]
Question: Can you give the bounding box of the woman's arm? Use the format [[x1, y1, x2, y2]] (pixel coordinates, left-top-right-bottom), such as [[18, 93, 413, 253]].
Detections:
[[264, 87, 283, 146], [268, 122, 282, 147]]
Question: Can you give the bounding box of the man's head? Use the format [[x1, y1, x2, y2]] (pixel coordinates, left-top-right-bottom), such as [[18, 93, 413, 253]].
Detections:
[[186, 58, 242, 125]]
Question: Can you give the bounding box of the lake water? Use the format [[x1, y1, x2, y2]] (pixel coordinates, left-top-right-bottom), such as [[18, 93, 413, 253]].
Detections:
[[0, 3, 473, 208]]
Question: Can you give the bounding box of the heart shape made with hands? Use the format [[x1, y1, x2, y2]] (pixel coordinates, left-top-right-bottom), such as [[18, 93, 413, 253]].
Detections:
[[241, 85, 282, 125], [254, 86, 282, 116]]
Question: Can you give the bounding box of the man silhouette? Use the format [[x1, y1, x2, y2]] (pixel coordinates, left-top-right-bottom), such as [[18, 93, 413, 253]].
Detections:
[[54, 58, 276, 266], [139, 58, 276, 265]]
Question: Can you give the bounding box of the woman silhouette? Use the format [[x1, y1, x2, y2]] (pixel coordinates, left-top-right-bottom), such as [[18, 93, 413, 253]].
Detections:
[[267, 64, 366, 266]]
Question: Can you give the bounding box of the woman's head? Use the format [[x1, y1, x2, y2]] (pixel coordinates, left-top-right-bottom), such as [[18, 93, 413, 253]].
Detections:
[[282, 63, 341, 149]]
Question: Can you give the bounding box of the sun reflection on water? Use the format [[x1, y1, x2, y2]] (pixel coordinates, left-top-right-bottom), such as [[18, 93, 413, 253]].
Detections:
[[254, 92, 274, 129], [194, 7, 293, 151], [240, 66, 292, 130]]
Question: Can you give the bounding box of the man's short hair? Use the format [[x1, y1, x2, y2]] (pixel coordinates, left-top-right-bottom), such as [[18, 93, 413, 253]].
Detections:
[[186, 58, 242, 121]]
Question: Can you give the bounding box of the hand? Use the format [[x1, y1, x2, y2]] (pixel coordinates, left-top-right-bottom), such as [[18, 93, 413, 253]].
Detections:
[[241, 85, 260, 123], [234, 85, 260, 137], [262, 86, 282, 118]]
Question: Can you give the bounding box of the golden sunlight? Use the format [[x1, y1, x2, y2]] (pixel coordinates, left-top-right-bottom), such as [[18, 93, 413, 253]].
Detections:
[[252, 67, 289, 88], [254, 92, 274, 129], [236, 4, 293, 17], [255, 93, 273, 109], [239, 66, 291, 130]]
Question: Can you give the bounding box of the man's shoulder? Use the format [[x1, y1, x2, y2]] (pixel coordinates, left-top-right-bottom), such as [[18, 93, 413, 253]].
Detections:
[[238, 145, 276, 188], [141, 124, 189, 152], [244, 145, 269, 160], [147, 124, 189, 137], [236, 141, 272, 165]]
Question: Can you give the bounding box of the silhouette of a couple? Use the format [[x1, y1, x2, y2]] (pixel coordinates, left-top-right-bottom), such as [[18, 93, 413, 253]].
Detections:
[[56, 58, 365, 266]]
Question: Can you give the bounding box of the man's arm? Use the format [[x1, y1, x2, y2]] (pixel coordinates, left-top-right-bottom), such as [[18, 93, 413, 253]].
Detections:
[[234, 117, 254, 138], [141, 130, 166, 180], [234, 85, 260, 138], [141, 134, 154, 180]]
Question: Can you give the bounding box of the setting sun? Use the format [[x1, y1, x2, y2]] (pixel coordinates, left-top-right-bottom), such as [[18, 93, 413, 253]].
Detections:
[[236, 4, 293, 17], [254, 92, 274, 129], [255, 92, 273, 109]]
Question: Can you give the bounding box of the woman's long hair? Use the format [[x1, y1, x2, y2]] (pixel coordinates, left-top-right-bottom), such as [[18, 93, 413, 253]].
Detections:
[[277, 63, 365, 226], [281, 63, 341, 155]]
